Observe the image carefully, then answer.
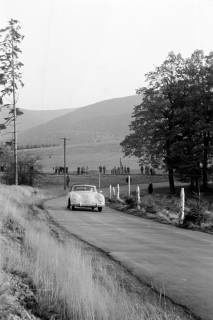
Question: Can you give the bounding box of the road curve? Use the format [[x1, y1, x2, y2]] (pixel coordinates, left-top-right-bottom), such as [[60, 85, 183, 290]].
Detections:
[[46, 196, 213, 320]]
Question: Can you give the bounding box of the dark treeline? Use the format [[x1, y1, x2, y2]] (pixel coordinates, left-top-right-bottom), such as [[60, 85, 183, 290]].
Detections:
[[121, 50, 213, 193]]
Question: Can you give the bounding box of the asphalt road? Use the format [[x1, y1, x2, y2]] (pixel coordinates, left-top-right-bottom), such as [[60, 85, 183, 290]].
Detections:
[[46, 196, 213, 320]]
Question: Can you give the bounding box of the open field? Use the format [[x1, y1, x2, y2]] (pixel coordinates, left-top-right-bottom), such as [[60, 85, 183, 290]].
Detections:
[[0, 185, 194, 320], [39, 172, 168, 191], [21, 141, 140, 172]]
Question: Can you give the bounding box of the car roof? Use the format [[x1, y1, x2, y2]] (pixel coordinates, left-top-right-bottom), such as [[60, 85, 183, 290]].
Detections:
[[71, 184, 96, 188]]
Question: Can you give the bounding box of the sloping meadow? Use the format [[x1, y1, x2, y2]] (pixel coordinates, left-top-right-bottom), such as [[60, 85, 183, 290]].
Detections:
[[0, 185, 193, 320]]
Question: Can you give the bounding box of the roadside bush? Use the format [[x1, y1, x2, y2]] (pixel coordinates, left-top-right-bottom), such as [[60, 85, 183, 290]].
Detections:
[[125, 197, 136, 208], [0, 146, 41, 186], [109, 188, 213, 232], [183, 204, 206, 227], [3, 216, 25, 241], [141, 195, 157, 214]]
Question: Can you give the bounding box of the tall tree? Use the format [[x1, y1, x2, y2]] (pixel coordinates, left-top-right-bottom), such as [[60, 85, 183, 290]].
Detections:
[[121, 50, 213, 192], [173, 50, 213, 189], [0, 19, 24, 184], [186, 51, 213, 189], [121, 52, 185, 193]]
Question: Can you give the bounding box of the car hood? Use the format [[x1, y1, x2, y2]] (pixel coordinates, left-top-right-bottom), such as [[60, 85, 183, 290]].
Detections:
[[70, 191, 102, 199]]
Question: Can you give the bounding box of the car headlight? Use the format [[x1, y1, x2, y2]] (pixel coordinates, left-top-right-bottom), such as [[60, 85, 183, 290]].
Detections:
[[72, 195, 80, 202], [97, 196, 104, 203]]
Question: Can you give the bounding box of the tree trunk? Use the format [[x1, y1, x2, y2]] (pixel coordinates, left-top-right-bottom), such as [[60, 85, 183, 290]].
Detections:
[[190, 177, 195, 190], [195, 178, 199, 193], [168, 168, 175, 193]]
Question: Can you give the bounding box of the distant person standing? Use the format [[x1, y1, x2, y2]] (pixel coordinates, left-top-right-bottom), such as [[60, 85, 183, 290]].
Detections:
[[148, 183, 153, 194], [99, 165, 102, 174], [66, 175, 70, 188]]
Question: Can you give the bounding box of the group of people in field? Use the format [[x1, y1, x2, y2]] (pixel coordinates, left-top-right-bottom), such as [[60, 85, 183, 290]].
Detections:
[[140, 165, 154, 175], [53, 163, 154, 179], [111, 166, 130, 175], [53, 166, 69, 175], [77, 166, 89, 175], [98, 165, 106, 174]]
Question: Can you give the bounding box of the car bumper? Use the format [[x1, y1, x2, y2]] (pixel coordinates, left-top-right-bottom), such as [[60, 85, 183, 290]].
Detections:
[[72, 202, 105, 207]]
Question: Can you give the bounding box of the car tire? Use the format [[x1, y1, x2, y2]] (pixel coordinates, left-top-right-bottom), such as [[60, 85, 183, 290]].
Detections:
[[67, 198, 71, 209], [71, 205, 75, 211], [98, 207, 102, 212]]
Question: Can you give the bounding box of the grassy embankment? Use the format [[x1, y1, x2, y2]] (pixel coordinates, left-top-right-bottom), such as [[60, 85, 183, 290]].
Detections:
[[108, 186, 213, 233], [0, 185, 194, 320]]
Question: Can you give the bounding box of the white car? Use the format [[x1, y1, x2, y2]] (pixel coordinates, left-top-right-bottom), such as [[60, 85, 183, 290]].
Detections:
[[67, 184, 105, 212]]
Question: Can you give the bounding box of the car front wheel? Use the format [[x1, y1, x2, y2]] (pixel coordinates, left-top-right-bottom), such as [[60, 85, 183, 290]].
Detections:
[[98, 207, 102, 212]]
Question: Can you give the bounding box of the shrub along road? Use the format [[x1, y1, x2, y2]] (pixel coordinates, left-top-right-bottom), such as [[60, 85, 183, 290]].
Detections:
[[46, 196, 213, 320]]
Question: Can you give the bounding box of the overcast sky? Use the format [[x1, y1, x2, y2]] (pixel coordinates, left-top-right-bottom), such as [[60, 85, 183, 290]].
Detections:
[[1, 0, 213, 110]]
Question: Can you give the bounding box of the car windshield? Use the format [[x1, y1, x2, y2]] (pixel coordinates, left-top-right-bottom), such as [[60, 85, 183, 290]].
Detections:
[[72, 185, 95, 192]]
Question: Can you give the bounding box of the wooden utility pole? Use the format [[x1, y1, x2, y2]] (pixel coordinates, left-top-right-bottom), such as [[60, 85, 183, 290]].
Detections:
[[61, 138, 69, 190]]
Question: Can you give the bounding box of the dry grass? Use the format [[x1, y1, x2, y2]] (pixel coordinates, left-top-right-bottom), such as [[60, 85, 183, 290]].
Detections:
[[0, 185, 191, 320], [0, 236, 18, 318]]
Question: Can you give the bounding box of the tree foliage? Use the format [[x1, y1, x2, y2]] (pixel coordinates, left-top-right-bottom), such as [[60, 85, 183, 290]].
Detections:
[[0, 19, 24, 129], [121, 50, 213, 192]]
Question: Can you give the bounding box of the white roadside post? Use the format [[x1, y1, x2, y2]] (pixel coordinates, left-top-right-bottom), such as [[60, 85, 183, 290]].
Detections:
[[112, 186, 116, 198], [109, 184, 112, 200], [136, 185, 141, 210], [98, 171, 101, 190], [180, 187, 185, 224], [116, 184, 120, 200], [128, 175, 131, 198]]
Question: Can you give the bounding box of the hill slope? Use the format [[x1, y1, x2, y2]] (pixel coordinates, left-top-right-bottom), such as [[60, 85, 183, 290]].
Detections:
[[18, 95, 141, 146], [0, 108, 75, 144], [17, 108, 75, 132]]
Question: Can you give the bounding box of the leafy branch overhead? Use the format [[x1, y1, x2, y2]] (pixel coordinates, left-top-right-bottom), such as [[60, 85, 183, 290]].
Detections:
[[121, 50, 213, 192]]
